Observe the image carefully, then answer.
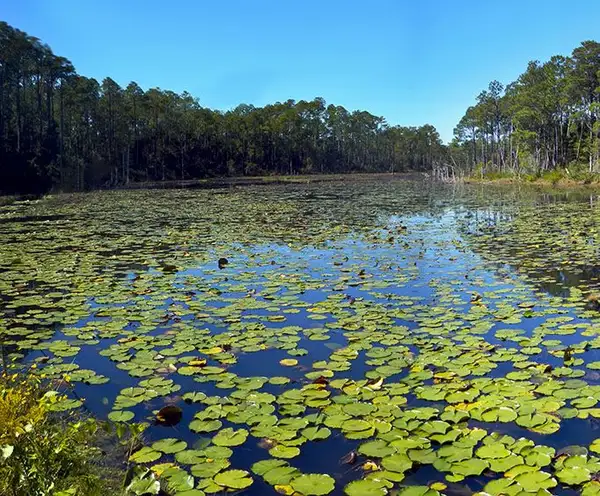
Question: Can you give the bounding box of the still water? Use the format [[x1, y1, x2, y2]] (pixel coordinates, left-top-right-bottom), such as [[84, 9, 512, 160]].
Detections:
[[2, 179, 600, 495]]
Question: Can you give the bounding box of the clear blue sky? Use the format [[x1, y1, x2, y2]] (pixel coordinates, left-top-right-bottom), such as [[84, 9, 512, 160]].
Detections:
[[3, 0, 600, 142]]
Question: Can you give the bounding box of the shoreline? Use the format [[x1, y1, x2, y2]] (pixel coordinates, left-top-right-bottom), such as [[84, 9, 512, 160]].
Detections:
[[464, 176, 600, 189], [113, 171, 427, 190], [0, 172, 428, 197]]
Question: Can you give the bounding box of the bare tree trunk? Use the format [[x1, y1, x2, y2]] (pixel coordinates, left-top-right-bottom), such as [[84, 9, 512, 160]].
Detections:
[[590, 125, 594, 173], [60, 82, 65, 179], [15, 76, 21, 152]]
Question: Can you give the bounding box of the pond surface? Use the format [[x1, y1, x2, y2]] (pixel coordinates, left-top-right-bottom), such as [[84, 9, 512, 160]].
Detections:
[[2, 179, 600, 496]]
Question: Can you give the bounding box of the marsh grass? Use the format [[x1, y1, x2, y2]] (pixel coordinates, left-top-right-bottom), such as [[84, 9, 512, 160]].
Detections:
[[471, 161, 600, 186]]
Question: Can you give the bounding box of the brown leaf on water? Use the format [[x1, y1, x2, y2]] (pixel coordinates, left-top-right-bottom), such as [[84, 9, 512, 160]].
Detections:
[[258, 438, 276, 449], [312, 376, 329, 386], [564, 346, 573, 362], [156, 405, 182, 426]]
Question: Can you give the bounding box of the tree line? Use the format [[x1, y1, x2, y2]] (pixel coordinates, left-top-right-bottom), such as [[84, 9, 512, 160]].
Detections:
[[451, 41, 600, 177], [0, 22, 446, 194]]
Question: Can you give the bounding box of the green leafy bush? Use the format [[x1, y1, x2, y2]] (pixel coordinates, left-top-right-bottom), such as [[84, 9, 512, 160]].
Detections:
[[539, 169, 565, 185], [0, 373, 109, 496]]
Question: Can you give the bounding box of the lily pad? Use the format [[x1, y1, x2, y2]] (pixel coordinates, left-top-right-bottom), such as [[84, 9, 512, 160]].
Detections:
[[291, 474, 336, 495], [212, 428, 248, 447], [151, 438, 188, 454], [344, 479, 388, 496], [214, 469, 253, 489], [108, 410, 134, 422], [130, 447, 162, 463], [269, 445, 301, 459]]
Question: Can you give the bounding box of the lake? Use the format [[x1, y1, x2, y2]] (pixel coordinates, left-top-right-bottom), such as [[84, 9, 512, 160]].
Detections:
[[2, 178, 600, 496]]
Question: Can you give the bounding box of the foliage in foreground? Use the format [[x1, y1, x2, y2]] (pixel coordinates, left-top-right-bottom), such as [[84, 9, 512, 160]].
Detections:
[[0, 372, 118, 496]]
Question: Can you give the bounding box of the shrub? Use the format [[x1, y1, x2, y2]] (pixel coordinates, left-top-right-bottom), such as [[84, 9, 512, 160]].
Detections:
[[540, 169, 565, 185], [0, 373, 109, 496]]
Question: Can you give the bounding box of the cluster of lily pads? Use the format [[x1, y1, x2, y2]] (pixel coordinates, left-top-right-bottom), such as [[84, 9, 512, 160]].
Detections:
[[2, 183, 600, 495]]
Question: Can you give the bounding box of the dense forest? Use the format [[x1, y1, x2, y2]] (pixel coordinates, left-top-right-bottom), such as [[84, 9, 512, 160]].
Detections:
[[3, 21, 600, 194], [451, 41, 600, 177], [0, 22, 446, 193]]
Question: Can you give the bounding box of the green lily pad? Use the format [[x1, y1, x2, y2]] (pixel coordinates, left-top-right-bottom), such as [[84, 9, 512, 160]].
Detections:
[[484, 478, 522, 496], [190, 459, 230, 478], [476, 443, 511, 459], [344, 478, 388, 496], [342, 419, 372, 432], [190, 419, 223, 433], [251, 459, 288, 476], [397, 486, 440, 496], [269, 444, 301, 459], [264, 465, 300, 485], [291, 474, 336, 495], [129, 447, 162, 463], [590, 439, 600, 454], [175, 450, 206, 465], [302, 426, 332, 441], [108, 410, 134, 422], [213, 469, 253, 489], [515, 470, 558, 492], [126, 476, 161, 495], [359, 440, 396, 458], [151, 438, 188, 454], [555, 466, 592, 486], [450, 458, 488, 477], [212, 428, 248, 447], [381, 453, 413, 473]]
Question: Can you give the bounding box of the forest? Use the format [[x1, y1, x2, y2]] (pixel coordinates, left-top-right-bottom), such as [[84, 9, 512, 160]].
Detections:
[[451, 41, 600, 178], [2, 21, 600, 194], [0, 21, 445, 193]]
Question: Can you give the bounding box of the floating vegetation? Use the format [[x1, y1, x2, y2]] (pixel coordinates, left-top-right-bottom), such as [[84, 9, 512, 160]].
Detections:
[[3, 181, 600, 495]]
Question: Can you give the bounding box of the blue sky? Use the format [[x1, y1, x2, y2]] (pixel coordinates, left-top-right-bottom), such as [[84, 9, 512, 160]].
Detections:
[[3, 0, 600, 142]]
